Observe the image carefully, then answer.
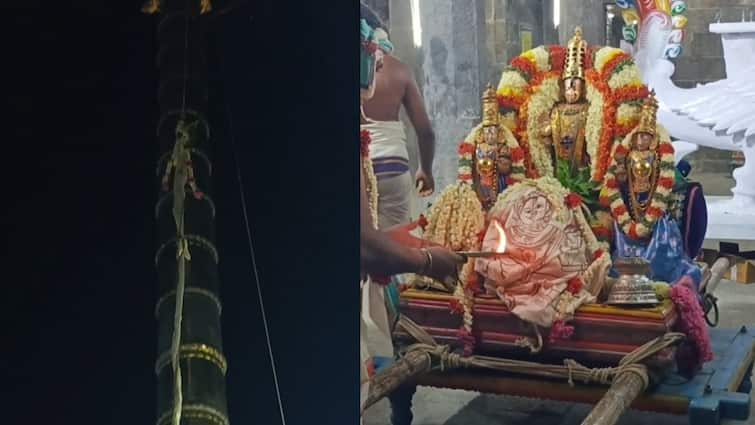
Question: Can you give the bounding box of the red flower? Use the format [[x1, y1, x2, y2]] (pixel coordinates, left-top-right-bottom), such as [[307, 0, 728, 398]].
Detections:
[[592, 249, 605, 261], [449, 299, 464, 315], [548, 320, 575, 343], [614, 144, 629, 157], [584, 47, 595, 70], [498, 95, 524, 110], [605, 178, 619, 190], [601, 52, 631, 80], [565, 193, 583, 208], [593, 226, 612, 240], [510, 147, 525, 162], [511, 56, 537, 77], [628, 222, 640, 239], [417, 214, 429, 230], [466, 273, 481, 293], [612, 205, 628, 217], [547, 45, 566, 72], [615, 122, 635, 136], [360, 129, 371, 158], [613, 85, 650, 104], [458, 142, 475, 155], [658, 143, 675, 155], [646, 206, 663, 218], [658, 177, 675, 189], [363, 41, 378, 54], [567, 277, 583, 295]]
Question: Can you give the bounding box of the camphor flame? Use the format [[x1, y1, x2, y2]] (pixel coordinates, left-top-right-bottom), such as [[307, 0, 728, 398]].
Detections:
[[493, 220, 506, 253]]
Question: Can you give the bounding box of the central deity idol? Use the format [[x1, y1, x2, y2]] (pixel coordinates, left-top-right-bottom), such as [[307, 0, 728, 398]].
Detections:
[[541, 28, 590, 176]]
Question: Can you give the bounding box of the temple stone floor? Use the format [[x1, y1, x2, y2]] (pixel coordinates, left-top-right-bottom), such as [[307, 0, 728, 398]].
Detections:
[[364, 280, 755, 425]]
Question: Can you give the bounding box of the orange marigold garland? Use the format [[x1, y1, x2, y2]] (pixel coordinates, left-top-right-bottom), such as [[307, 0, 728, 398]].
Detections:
[[547, 45, 566, 72], [585, 69, 616, 183], [600, 51, 632, 80], [511, 56, 538, 80]]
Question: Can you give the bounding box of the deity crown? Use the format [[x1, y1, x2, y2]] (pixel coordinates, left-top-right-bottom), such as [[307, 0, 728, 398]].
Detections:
[[481, 83, 500, 127], [636, 91, 659, 136], [563, 27, 587, 81]]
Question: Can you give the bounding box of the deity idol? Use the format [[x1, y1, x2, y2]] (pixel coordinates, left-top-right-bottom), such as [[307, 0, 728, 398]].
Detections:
[[475, 85, 516, 208], [458, 84, 523, 210], [541, 28, 591, 183], [624, 94, 660, 219]]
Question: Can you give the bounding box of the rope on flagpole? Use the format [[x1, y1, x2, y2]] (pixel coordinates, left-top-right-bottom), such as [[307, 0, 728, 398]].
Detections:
[[218, 35, 288, 425]]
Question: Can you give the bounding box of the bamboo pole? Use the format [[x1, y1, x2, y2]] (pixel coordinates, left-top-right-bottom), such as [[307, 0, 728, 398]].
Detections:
[[580, 366, 649, 425], [706, 256, 731, 295], [362, 350, 432, 412]]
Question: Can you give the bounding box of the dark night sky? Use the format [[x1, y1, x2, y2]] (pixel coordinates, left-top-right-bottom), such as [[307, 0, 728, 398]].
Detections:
[[2, 2, 358, 424]]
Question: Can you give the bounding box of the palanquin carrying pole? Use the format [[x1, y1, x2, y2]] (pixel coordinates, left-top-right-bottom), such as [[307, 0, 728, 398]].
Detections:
[[146, 1, 230, 425]]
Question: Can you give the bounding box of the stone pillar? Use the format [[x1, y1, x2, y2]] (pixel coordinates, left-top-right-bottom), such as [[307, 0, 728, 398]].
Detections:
[[364, 0, 390, 27], [557, 0, 605, 46], [420, 0, 488, 194], [389, 0, 424, 215], [541, 0, 560, 45]]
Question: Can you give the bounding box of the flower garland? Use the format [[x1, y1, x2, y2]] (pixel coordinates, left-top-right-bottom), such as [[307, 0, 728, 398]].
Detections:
[[523, 72, 560, 178], [423, 183, 486, 251], [584, 69, 614, 183], [601, 126, 676, 239], [360, 129, 379, 229], [496, 45, 647, 184], [457, 124, 527, 185], [453, 261, 477, 356], [523, 46, 551, 73]]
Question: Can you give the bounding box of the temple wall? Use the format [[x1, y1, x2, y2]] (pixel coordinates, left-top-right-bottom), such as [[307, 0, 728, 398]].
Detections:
[[417, 0, 489, 200], [484, 0, 550, 82]]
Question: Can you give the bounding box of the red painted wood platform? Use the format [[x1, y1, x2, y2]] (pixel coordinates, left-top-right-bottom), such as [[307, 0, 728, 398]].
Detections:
[[396, 289, 678, 366]]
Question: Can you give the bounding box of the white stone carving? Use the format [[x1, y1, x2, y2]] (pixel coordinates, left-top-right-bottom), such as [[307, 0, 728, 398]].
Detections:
[[635, 21, 755, 230]]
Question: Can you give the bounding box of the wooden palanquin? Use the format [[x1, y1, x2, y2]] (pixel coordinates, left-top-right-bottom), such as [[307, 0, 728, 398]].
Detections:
[[395, 289, 678, 367]]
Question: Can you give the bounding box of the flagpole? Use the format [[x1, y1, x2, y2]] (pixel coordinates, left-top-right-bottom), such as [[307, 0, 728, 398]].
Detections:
[[146, 1, 230, 424]]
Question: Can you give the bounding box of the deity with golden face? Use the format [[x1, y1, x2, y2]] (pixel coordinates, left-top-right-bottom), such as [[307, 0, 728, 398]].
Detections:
[[474, 84, 515, 209], [541, 27, 590, 173], [625, 93, 661, 218]]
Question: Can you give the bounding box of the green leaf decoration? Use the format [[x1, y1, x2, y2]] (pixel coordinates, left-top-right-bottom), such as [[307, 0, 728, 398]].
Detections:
[[555, 158, 600, 205]]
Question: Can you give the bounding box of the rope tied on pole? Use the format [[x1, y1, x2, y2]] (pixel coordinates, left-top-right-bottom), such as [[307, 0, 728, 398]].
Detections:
[[363, 315, 685, 411]]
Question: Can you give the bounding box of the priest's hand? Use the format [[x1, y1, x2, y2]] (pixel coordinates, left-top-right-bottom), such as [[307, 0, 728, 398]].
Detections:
[[415, 169, 435, 197], [423, 246, 466, 282]]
